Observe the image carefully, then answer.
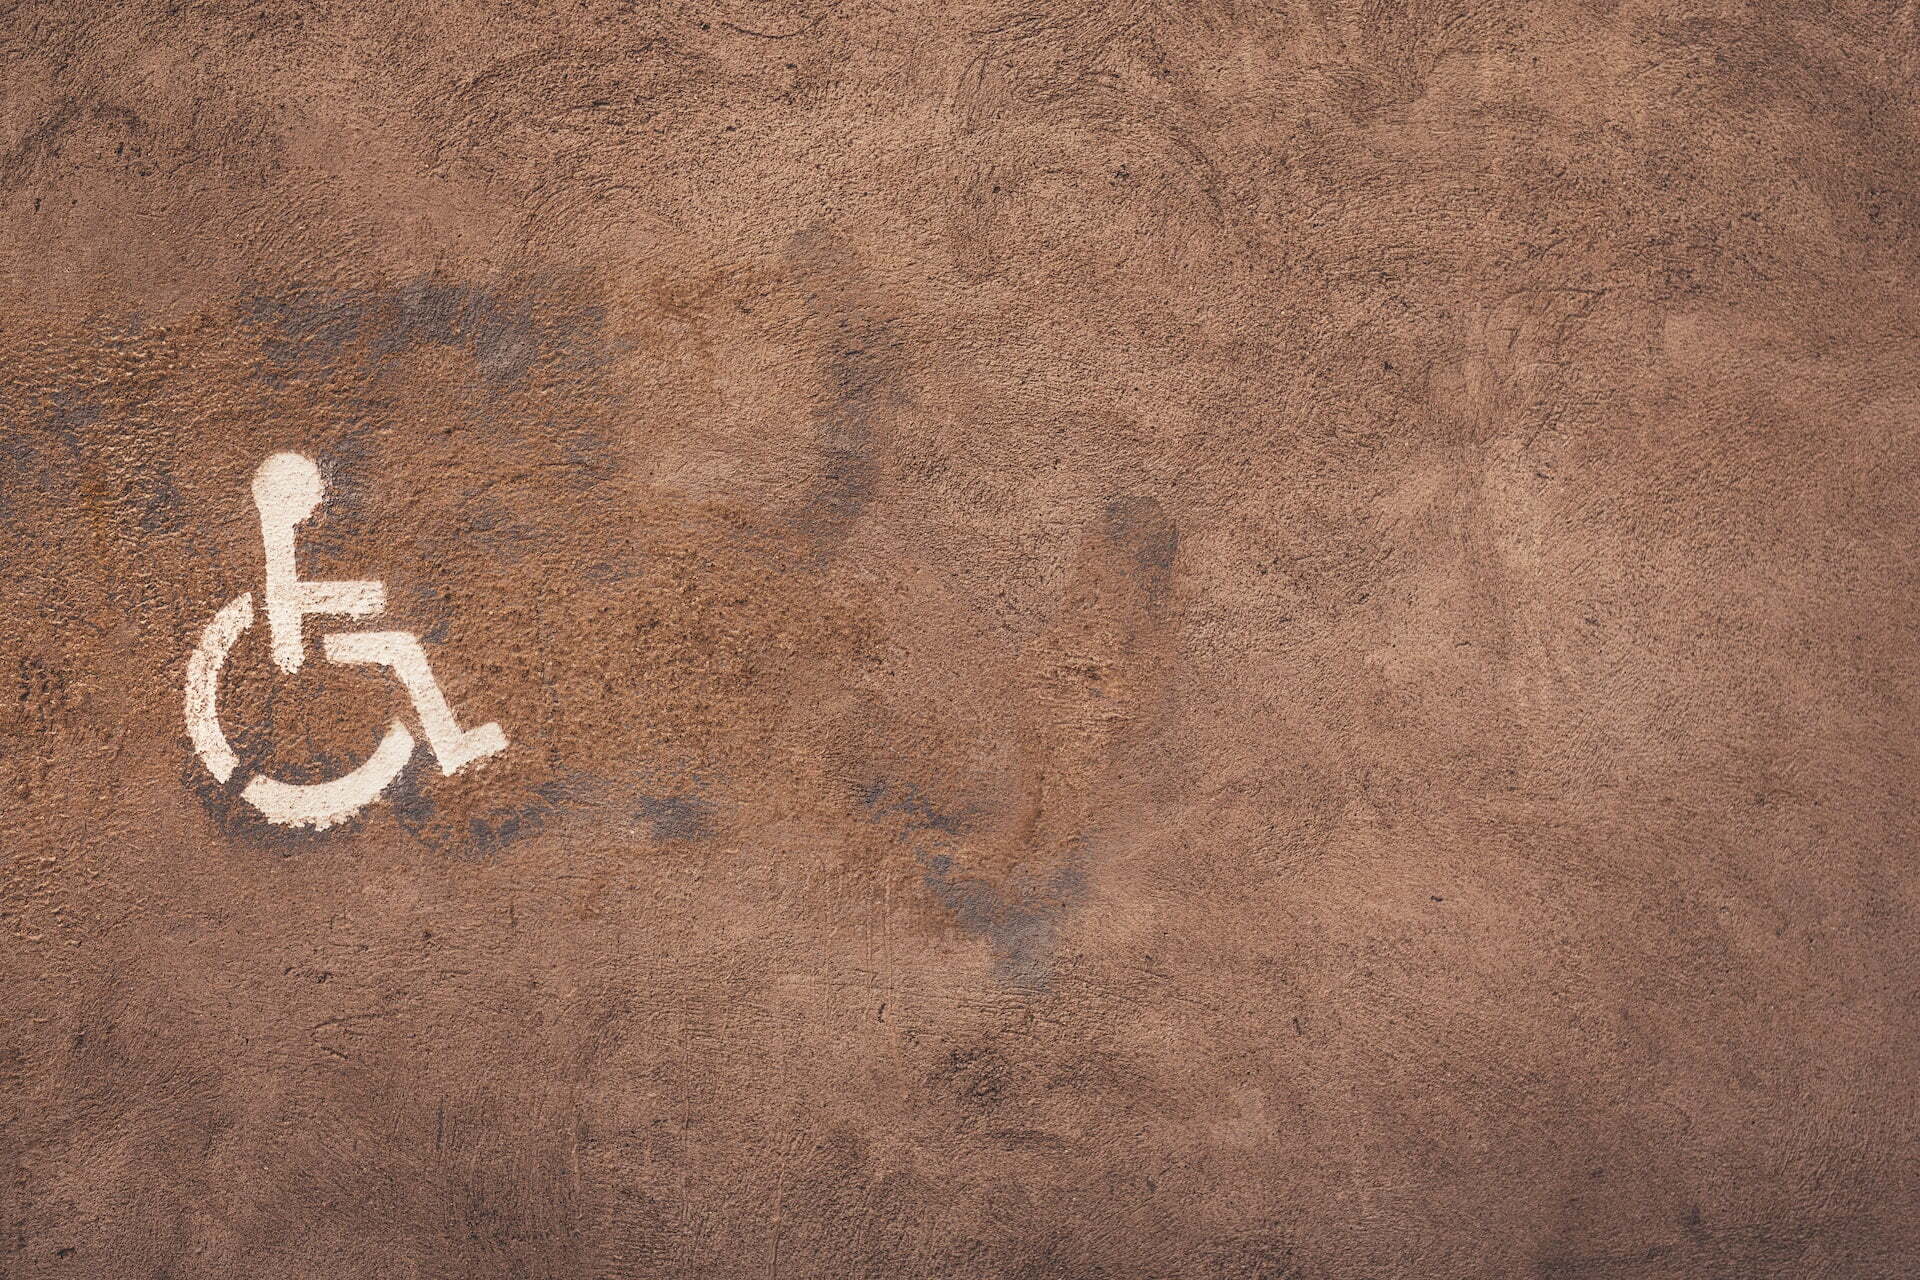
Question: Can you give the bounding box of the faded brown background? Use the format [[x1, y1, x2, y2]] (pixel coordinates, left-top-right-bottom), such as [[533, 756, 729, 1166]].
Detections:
[[3, 2, 1918, 1277]]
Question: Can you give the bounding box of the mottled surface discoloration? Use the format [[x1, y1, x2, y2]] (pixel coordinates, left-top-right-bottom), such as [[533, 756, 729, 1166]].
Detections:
[[4, 2, 1920, 1276]]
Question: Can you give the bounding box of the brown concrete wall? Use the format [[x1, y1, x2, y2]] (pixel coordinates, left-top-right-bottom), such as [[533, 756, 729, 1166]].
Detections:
[[4, 2, 1918, 1276]]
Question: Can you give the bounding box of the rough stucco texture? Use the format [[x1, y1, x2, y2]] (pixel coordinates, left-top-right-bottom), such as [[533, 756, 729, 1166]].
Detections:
[[3, 2, 1919, 1277]]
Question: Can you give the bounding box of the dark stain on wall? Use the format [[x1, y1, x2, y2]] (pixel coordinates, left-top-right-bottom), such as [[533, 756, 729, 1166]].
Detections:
[[632, 792, 710, 843], [242, 277, 608, 393], [787, 229, 909, 547], [857, 779, 1083, 982], [919, 847, 1086, 985]]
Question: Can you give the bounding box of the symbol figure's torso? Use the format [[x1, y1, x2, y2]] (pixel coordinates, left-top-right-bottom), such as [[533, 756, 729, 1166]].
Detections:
[[185, 453, 507, 829], [253, 452, 385, 675]]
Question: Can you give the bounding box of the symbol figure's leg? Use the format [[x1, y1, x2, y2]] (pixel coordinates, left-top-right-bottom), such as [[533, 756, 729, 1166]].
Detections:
[[322, 632, 507, 775], [252, 453, 384, 673]]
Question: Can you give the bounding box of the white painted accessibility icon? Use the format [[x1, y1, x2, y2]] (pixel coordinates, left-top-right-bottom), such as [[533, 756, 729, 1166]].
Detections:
[[185, 453, 507, 829]]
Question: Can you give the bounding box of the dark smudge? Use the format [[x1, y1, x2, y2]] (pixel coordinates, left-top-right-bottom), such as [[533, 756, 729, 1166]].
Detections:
[[1103, 493, 1180, 593], [633, 794, 712, 843], [919, 848, 1085, 985], [242, 276, 608, 392], [858, 779, 968, 836], [785, 230, 907, 545], [389, 769, 584, 864], [0, 397, 90, 523], [858, 778, 1080, 983]]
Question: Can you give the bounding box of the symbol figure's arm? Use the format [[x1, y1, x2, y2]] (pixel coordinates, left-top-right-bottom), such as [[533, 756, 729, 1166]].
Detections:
[[322, 632, 506, 775], [264, 578, 386, 674]]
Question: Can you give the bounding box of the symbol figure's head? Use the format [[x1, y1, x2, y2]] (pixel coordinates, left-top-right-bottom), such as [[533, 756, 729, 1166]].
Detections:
[[252, 452, 325, 524]]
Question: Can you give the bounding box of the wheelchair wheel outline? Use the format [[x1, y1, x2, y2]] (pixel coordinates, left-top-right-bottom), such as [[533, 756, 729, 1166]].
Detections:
[[185, 591, 418, 830]]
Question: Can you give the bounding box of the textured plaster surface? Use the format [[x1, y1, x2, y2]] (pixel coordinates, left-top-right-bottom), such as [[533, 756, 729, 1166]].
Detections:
[[3, 2, 1919, 1277]]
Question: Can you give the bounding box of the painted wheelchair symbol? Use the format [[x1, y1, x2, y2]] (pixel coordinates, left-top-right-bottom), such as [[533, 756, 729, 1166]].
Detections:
[[185, 453, 507, 829]]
